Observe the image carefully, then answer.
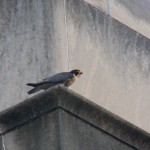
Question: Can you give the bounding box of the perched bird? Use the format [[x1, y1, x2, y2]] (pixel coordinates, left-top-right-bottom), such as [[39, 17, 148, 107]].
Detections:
[[26, 69, 83, 94]]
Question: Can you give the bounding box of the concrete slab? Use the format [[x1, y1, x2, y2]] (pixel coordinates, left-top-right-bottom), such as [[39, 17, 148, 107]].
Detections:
[[4, 108, 136, 150], [0, 86, 150, 149]]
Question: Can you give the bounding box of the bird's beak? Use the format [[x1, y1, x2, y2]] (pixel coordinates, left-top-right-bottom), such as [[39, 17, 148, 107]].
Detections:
[[80, 72, 83, 74]]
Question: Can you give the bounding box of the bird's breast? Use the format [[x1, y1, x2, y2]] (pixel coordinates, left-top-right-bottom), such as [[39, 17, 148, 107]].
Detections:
[[64, 76, 77, 87]]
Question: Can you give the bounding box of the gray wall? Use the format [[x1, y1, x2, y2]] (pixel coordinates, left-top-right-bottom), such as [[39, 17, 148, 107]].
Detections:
[[0, 136, 3, 150], [0, 84, 149, 150], [85, 0, 150, 38], [3, 110, 60, 150], [0, 0, 150, 133], [0, 0, 68, 109], [66, 0, 150, 133], [56, 109, 136, 150], [2, 109, 136, 150]]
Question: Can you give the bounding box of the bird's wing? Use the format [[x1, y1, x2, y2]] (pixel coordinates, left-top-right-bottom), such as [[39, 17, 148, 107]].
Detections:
[[36, 72, 74, 85]]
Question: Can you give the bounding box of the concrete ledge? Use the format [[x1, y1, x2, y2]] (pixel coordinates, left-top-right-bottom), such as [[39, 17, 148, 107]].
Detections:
[[0, 85, 150, 149]]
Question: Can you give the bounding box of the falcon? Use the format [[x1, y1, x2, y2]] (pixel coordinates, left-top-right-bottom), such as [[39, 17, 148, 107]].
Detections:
[[26, 69, 83, 94]]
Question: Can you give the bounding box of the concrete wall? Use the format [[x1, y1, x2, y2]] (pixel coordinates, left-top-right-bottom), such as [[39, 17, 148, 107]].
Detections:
[[0, 0, 150, 133], [2, 109, 135, 150], [0, 0, 68, 109], [85, 0, 150, 38], [0, 86, 150, 150], [66, 0, 150, 133], [0, 136, 3, 150], [4, 110, 60, 150]]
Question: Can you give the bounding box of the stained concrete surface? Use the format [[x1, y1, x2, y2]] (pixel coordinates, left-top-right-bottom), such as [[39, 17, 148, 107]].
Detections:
[[0, 86, 150, 149], [115, 0, 150, 23], [4, 110, 60, 150], [84, 0, 108, 12], [85, 0, 150, 38], [3, 109, 136, 150], [58, 109, 136, 150], [0, 0, 150, 134], [5, 110, 136, 150], [111, 0, 150, 38], [0, 136, 3, 150], [0, 0, 68, 110], [66, 0, 150, 132]]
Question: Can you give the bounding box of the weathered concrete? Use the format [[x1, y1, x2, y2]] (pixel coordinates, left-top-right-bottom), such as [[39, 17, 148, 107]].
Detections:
[[0, 0, 68, 110], [84, 0, 108, 12], [85, 0, 150, 38], [0, 85, 150, 150], [0, 136, 3, 150], [0, 0, 150, 133], [4, 109, 136, 150], [4, 110, 60, 150], [66, 0, 150, 133], [57, 109, 136, 150]]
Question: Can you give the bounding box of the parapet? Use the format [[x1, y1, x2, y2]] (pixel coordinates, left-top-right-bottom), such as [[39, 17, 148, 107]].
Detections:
[[0, 85, 150, 150]]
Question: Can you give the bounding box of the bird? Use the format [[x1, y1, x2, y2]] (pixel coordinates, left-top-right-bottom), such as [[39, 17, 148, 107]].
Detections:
[[26, 69, 83, 94]]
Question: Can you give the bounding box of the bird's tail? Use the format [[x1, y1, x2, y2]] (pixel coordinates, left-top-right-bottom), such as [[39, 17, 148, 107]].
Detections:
[[27, 87, 41, 95], [26, 83, 38, 87]]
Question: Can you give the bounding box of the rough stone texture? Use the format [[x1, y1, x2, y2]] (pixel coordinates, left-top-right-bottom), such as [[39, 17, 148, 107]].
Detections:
[[0, 86, 150, 150], [0, 0, 150, 134]]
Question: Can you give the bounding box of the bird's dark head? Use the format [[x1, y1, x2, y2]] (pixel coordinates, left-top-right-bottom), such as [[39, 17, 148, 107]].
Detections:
[[70, 69, 83, 77]]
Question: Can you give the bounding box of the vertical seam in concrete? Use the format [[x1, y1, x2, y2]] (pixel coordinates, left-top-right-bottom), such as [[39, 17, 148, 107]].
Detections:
[[58, 109, 63, 150], [64, 0, 70, 71], [107, 0, 110, 15], [2, 135, 5, 150]]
